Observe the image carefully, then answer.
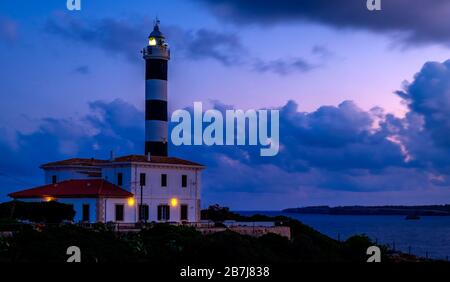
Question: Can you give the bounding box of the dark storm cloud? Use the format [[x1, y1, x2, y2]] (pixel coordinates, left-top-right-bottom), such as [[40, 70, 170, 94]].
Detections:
[[44, 13, 316, 75], [228, 101, 397, 171], [44, 13, 244, 67], [169, 97, 445, 193], [198, 0, 450, 46], [45, 12, 145, 62], [396, 60, 450, 147], [390, 60, 450, 177]]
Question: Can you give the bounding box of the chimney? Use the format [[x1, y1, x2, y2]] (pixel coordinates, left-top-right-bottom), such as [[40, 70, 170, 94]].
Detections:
[[147, 152, 151, 162], [110, 150, 115, 161]]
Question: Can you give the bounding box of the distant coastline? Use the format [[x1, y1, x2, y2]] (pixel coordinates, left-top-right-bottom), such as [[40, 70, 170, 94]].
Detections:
[[282, 205, 450, 216]]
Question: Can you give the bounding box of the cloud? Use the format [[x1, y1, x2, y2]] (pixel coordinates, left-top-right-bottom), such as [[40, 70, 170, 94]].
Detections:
[[396, 60, 450, 147], [198, 0, 450, 47], [44, 13, 244, 67], [252, 58, 315, 75], [171, 27, 245, 66], [45, 12, 145, 62], [171, 27, 316, 74], [44, 12, 317, 75], [170, 60, 450, 195], [0, 16, 17, 44], [170, 98, 445, 195], [0, 99, 144, 200], [73, 65, 90, 75], [3, 59, 450, 205], [312, 45, 334, 59], [13, 99, 143, 163], [389, 60, 450, 178]]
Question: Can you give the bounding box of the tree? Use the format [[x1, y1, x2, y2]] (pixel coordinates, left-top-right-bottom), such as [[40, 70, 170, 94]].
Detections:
[[0, 201, 75, 223]]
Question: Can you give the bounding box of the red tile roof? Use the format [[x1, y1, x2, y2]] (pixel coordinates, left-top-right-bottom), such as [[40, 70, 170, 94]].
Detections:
[[8, 179, 133, 199], [112, 155, 204, 167], [41, 158, 109, 168], [41, 155, 204, 168]]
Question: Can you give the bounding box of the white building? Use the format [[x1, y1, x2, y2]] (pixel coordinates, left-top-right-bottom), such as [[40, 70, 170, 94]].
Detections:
[[9, 155, 204, 223], [8, 21, 205, 224]]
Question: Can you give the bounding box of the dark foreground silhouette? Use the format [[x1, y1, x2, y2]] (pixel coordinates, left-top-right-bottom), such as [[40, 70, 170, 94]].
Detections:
[[0, 204, 429, 263]]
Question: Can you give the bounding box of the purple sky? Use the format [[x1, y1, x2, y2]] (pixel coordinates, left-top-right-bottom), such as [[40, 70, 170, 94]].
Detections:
[[1, 0, 450, 209]]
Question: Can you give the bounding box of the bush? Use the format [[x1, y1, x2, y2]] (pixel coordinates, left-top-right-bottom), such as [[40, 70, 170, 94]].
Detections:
[[0, 201, 75, 223], [201, 204, 237, 221], [342, 235, 375, 261], [6, 224, 139, 262], [0, 205, 397, 263], [139, 224, 203, 263]]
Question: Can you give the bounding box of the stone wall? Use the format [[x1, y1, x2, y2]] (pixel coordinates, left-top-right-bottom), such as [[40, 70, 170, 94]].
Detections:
[[196, 226, 291, 239]]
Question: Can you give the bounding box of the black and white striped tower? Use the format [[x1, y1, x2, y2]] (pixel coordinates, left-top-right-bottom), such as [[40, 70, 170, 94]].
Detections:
[[143, 20, 170, 156]]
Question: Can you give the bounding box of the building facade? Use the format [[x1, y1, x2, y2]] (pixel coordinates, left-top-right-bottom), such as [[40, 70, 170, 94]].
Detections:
[[10, 155, 204, 223]]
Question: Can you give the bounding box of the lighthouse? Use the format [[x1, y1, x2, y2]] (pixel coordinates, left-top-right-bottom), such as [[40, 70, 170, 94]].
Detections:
[[8, 19, 205, 224], [143, 20, 170, 156]]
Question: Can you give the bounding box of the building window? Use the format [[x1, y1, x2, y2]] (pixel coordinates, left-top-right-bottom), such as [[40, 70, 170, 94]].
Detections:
[[181, 175, 187, 188], [180, 204, 188, 221], [157, 205, 170, 221], [115, 204, 124, 221], [161, 174, 167, 187], [117, 173, 123, 186], [82, 204, 90, 222], [139, 204, 149, 221], [52, 175, 57, 184], [140, 173, 146, 186]]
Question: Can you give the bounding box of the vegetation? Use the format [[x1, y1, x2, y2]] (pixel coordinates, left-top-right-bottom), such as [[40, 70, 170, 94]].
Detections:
[[0, 223, 381, 263], [201, 204, 290, 222], [0, 204, 389, 263], [0, 200, 75, 224]]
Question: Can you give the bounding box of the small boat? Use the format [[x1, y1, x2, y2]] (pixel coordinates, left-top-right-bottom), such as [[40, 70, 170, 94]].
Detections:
[[405, 214, 420, 220]]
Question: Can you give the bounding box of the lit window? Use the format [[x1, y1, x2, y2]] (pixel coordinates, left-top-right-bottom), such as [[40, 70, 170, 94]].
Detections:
[[149, 37, 157, 46]]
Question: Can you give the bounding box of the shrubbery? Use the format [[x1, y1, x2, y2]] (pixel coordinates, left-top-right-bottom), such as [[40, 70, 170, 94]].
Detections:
[[0, 204, 387, 262], [0, 214, 384, 263], [0, 201, 75, 223]]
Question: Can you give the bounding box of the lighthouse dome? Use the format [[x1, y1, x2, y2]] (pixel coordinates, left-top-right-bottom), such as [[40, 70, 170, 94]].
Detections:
[[149, 22, 165, 39]]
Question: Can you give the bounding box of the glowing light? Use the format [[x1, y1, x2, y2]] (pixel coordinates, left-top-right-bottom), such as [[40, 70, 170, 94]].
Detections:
[[128, 198, 135, 206], [170, 198, 178, 207], [149, 37, 157, 46], [43, 196, 55, 202]]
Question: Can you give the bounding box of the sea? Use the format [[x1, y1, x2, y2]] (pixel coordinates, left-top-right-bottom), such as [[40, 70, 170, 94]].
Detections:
[[238, 211, 450, 260]]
